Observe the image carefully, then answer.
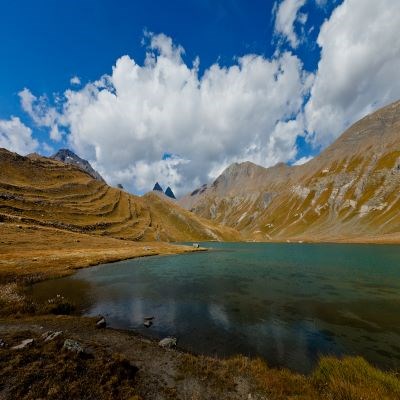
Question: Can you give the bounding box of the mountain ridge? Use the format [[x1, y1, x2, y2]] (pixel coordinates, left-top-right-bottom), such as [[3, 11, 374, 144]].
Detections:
[[0, 148, 240, 242], [51, 148, 105, 183], [179, 100, 400, 242]]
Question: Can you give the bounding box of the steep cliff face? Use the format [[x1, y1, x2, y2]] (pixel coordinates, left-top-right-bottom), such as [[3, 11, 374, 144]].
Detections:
[[179, 100, 400, 242], [0, 149, 240, 242]]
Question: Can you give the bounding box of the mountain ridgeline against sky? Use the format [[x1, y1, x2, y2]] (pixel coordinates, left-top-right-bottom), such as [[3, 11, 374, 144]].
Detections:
[[179, 100, 400, 242], [153, 182, 176, 199], [51, 149, 105, 183]]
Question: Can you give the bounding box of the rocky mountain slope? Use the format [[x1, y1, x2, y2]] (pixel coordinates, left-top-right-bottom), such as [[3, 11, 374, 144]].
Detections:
[[179, 100, 400, 242], [0, 149, 239, 242], [51, 149, 105, 183]]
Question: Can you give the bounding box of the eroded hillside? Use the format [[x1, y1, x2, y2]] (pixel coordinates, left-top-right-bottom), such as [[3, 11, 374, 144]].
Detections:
[[0, 150, 240, 242], [180, 100, 400, 242]]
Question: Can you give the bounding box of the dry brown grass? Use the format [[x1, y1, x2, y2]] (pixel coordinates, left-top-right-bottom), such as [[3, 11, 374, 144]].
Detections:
[[0, 148, 240, 243], [181, 353, 400, 399], [0, 330, 141, 400]]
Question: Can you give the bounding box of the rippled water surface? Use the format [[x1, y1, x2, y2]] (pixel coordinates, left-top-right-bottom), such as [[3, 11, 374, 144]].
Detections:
[[30, 242, 400, 372]]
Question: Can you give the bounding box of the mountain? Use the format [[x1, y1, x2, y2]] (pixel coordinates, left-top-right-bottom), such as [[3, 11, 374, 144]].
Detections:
[[153, 182, 163, 192], [0, 149, 240, 242], [165, 186, 176, 199], [51, 149, 105, 183], [179, 100, 400, 242]]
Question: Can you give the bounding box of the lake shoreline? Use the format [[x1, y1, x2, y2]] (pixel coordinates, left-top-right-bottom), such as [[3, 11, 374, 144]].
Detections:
[[2, 225, 400, 398]]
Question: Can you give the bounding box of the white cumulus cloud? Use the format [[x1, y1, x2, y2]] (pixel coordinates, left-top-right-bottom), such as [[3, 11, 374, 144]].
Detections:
[[0, 117, 38, 155], [70, 76, 81, 85], [305, 0, 400, 146], [19, 88, 63, 141], [274, 0, 306, 49], [36, 32, 311, 195]]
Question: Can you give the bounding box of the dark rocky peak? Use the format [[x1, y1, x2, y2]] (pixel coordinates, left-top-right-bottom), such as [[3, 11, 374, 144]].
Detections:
[[51, 149, 105, 183], [153, 182, 163, 192], [165, 186, 176, 199]]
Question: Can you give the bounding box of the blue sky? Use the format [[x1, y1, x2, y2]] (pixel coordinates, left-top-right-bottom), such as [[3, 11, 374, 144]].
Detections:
[[1, 0, 399, 194]]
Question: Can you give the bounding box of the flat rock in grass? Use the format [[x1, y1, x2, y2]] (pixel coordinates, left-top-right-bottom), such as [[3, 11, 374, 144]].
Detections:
[[96, 316, 106, 329], [11, 338, 34, 350], [63, 339, 84, 354], [158, 337, 177, 349], [42, 331, 63, 342]]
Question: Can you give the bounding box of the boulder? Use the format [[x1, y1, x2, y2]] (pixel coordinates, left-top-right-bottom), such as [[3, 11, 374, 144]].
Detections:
[[11, 338, 34, 350], [143, 320, 153, 328], [158, 337, 177, 349], [63, 339, 84, 354]]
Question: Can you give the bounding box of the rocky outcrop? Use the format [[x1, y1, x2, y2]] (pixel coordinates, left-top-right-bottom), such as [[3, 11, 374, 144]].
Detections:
[[51, 149, 105, 183], [165, 186, 176, 199], [153, 182, 163, 192]]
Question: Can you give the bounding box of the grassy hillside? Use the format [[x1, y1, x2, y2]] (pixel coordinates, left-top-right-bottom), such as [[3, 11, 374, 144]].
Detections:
[[0, 149, 240, 242]]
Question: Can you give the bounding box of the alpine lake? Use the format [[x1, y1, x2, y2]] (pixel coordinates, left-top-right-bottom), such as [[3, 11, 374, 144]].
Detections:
[[28, 242, 400, 373]]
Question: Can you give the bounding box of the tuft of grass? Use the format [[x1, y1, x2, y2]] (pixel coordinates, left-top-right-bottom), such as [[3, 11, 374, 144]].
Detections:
[[313, 356, 400, 400]]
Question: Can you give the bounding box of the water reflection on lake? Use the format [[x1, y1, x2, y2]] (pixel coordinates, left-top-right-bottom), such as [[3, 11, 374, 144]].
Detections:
[[29, 242, 400, 373]]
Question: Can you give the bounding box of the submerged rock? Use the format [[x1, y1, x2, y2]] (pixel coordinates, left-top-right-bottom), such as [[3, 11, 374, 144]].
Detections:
[[63, 339, 84, 354], [11, 338, 34, 350], [143, 320, 153, 328], [158, 337, 177, 349]]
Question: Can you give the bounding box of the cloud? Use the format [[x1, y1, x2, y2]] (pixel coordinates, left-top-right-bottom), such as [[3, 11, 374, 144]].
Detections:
[[18, 88, 62, 141], [274, 0, 306, 49], [70, 76, 81, 85], [34, 32, 310, 195], [0, 117, 38, 155], [305, 0, 400, 146], [292, 155, 313, 165]]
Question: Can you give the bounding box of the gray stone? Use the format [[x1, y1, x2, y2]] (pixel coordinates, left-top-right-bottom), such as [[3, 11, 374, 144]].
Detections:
[[143, 320, 153, 328], [158, 337, 177, 349], [42, 331, 63, 342], [11, 338, 34, 350], [0, 339, 6, 348], [63, 339, 84, 354], [96, 316, 106, 329]]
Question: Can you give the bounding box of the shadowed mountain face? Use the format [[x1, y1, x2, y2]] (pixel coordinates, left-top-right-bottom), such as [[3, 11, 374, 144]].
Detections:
[[0, 150, 240, 242], [51, 149, 105, 183], [153, 182, 163, 192], [165, 186, 176, 199], [179, 100, 400, 242]]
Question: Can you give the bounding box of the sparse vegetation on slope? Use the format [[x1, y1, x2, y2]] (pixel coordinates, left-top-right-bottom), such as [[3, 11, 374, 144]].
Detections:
[[1, 316, 399, 400], [180, 100, 400, 242]]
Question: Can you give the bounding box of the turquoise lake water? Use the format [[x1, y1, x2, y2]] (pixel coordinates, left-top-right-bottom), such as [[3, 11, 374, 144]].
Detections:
[[30, 242, 400, 373]]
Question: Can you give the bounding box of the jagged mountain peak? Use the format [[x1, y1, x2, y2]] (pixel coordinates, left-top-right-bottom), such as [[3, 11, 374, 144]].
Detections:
[[153, 182, 163, 192], [165, 186, 176, 199], [51, 149, 105, 183]]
